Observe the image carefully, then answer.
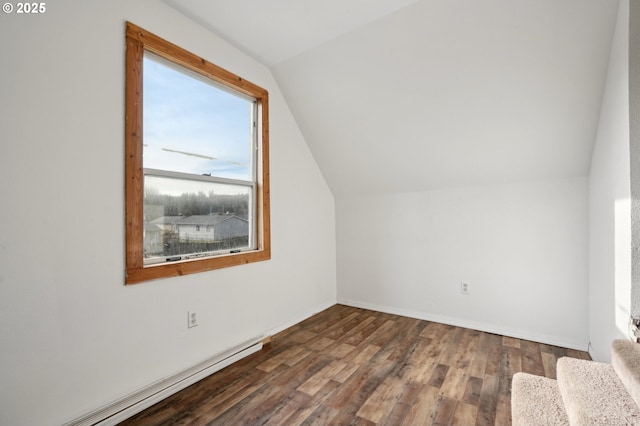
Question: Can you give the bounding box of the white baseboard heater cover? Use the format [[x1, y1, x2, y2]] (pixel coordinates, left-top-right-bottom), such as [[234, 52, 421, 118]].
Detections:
[[65, 336, 264, 426]]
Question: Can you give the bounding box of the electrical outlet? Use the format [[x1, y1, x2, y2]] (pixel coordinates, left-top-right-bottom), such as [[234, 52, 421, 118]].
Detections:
[[461, 281, 470, 295], [188, 311, 198, 328]]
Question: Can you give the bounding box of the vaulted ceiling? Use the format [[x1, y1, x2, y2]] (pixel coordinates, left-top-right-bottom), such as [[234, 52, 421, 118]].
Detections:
[[163, 0, 620, 196]]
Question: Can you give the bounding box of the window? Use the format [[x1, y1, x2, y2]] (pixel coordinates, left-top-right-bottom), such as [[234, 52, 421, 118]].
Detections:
[[125, 22, 270, 284]]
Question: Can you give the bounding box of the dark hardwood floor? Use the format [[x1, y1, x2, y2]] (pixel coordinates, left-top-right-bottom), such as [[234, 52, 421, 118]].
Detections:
[[120, 304, 590, 425]]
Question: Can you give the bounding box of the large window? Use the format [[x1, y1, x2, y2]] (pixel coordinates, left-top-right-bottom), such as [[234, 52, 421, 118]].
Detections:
[[125, 22, 270, 284]]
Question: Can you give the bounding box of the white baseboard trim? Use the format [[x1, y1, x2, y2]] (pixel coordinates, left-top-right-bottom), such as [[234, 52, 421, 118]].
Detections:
[[338, 299, 589, 352], [64, 337, 264, 426], [266, 299, 337, 337], [587, 341, 600, 362]]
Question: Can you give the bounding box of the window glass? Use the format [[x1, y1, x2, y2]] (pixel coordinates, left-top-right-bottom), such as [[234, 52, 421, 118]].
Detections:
[[140, 53, 257, 266], [143, 52, 254, 181], [143, 175, 252, 264]]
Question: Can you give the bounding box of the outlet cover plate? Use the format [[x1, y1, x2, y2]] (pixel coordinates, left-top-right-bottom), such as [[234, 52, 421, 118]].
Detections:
[[188, 311, 198, 328]]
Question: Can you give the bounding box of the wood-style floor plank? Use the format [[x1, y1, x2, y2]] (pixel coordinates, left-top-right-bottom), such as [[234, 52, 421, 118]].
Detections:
[[119, 304, 590, 426]]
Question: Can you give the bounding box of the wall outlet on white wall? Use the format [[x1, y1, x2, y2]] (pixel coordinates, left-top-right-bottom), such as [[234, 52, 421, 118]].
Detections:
[[461, 281, 470, 295], [188, 311, 198, 328]]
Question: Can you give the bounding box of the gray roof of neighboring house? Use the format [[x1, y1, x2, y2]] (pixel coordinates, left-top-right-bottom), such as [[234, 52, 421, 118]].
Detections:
[[150, 216, 184, 225], [150, 214, 248, 226], [144, 223, 163, 232]]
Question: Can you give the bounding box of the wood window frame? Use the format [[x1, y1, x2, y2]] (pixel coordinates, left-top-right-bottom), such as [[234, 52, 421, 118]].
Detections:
[[125, 22, 270, 285]]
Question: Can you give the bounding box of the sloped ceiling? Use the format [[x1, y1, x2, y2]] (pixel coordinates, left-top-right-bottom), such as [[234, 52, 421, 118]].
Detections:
[[163, 0, 620, 196]]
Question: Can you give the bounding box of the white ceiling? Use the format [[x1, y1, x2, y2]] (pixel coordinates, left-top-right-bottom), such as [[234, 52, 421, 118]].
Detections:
[[163, 0, 620, 197], [162, 0, 421, 66]]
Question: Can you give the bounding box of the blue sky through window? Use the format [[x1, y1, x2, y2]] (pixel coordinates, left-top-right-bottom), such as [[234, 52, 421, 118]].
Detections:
[[143, 52, 254, 182]]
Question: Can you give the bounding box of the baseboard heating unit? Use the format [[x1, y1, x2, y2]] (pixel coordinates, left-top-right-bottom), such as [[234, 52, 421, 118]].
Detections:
[[65, 336, 264, 426]]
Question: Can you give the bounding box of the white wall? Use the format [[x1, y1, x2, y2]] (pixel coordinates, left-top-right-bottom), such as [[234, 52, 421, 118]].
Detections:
[[337, 178, 589, 350], [630, 0, 640, 320], [0, 1, 336, 425], [588, 0, 630, 363]]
